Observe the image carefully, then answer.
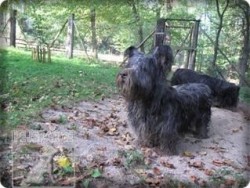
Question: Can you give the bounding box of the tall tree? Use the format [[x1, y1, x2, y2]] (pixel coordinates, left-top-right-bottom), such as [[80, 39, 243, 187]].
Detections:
[[211, 0, 229, 69], [129, 0, 144, 52], [90, 7, 98, 58], [237, 1, 250, 86]]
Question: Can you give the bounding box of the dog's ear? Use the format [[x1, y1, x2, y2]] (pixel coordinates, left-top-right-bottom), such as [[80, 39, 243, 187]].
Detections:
[[153, 45, 173, 73], [124, 46, 138, 58]]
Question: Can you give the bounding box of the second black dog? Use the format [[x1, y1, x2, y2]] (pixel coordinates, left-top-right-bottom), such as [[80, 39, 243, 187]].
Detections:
[[171, 68, 240, 108]]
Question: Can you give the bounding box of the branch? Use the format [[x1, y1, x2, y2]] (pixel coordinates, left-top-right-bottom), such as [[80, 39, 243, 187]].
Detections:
[[49, 19, 68, 48], [0, 18, 10, 34], [119, 29, 155, 67], [200, 27, 250, 87], [216, 0, 229, 17]]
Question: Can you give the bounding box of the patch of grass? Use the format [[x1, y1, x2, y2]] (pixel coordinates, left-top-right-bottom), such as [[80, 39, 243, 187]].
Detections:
[[208, 168, 247, 187], [0, 47, 119, 128], [58, 115, 68, 124], [118, 149, 145, 168]]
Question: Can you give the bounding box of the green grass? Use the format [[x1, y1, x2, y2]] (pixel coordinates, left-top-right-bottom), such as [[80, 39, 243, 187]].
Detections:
[[0, 47, 119, 129]]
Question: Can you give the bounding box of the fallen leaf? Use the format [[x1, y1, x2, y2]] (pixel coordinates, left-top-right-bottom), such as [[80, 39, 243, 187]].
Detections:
[[68, 115, 75, 120], [56, 156, 72, 168], [232, 128, 239, 133], [198, 151, 207, 156], [145, 177, 160, 186], [23, 143, 43, 151], [142, 148, 153, 158], [84, 118, 97, 128], [82, 131, 90, 139], [112, 158, 122, 166], [223, 159, 233, 166], [97, 147, 107, 151], [107, 127, 118, 136], [144, 158, 152, 166], [153, 167, 161, 175], [91, 168, 102, 178], [160, 160, 176, 169], [190, 175, 199, 184], [188, 161, 204, 170], [204, 169, 214, 176], [109, 113, 117, 119], [212, 159, 224, 167], [183, 151, 195, 158], [135, 169, 146, 175], [100, 125, 109, 133], [198, 179, 207, 187], [224, 176, 236, 186], [121, 132, 133, 142]]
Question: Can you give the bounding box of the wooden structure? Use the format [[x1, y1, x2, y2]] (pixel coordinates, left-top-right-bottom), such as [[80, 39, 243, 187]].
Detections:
[[9, 9, 17, 47], [32, 45, 51, 63], [154, 18, 200, 70], [65, 14, 75, 59]]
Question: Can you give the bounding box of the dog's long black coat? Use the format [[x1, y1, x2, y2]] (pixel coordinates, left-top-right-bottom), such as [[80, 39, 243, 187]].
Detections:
[[171, 68, 240, 108], [116, 46, 212, 154]]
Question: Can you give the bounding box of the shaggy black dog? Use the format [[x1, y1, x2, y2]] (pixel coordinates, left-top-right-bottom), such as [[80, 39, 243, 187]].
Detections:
[[171, 68, 240, 108], [116, 47, 212, 154]]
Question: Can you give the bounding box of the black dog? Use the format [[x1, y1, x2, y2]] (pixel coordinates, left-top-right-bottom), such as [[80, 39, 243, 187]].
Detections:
[[116, 47, 212, 154], [171, 68, 240, 108]]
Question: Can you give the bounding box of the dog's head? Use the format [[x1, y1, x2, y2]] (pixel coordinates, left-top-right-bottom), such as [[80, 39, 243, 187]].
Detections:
[[116, 46, 167, 100]]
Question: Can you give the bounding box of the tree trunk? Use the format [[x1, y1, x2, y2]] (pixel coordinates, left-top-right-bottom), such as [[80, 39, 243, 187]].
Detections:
[[9, 9, 17, 47], [130, 0, 144, 52], [90, 8, 98, 59], [238, 2, 250, 86], [211, 0, 229, 67], [154, 18, 166, 47], [65, 14, 75, 59], [187, 20, 200, 70]]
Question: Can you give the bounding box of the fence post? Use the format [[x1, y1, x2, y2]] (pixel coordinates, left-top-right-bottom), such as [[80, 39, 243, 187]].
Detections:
[[47, 44, 51, 63], [66, 14, 74, 59], [154, 18, 166, 47], [9, 9, 17, 47], [187, 20, 200, 70]]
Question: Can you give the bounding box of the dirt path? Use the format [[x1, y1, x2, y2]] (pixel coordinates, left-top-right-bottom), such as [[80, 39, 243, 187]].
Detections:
[[6, 97, 250, 187]]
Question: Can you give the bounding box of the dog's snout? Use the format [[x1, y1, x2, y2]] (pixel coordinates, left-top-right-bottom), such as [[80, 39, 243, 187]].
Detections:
[[120, 72, 128, 78]]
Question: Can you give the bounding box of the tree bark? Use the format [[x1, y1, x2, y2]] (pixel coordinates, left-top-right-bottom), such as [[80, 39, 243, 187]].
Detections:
[[154, 18, 166, 47], [9, 9, 17, 47], [90, 8, 98, 59], [130, 0, 144, 52], [211, 0, 229, 67], [187, 20, 200, 70], [238, 1, 250, 86], [66, 14, 74, 59]]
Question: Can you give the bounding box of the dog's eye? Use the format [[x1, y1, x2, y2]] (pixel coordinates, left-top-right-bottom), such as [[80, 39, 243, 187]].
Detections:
[[119, 72, 127, 78]]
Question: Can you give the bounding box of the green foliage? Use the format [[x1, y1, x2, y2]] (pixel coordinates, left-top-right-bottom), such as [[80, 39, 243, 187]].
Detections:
[[91, 168, 102, 178], [62, 165, 74, 175], [208, 168, 247, 187], [0, 48, 119, 128], [118, 149, 145, 168], [81, 167, 102, 188], [58, 115, 68, 124], [82, 179, 90, 188], [240, 87, 250, 104]]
